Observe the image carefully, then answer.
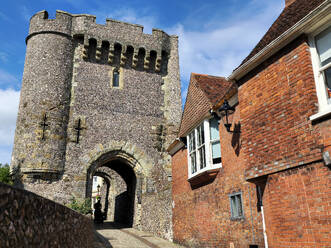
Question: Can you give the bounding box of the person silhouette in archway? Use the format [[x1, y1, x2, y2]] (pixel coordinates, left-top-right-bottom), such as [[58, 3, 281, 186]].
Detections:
[[94, 198, 103, 223]]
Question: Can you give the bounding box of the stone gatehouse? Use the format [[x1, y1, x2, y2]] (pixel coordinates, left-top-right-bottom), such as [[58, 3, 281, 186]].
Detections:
[[11, 10, 181, 239]]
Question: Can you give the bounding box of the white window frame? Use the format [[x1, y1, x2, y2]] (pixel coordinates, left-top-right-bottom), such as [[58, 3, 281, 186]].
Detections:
[[309, 23, 331, 121], [187, 118, 222, 179]]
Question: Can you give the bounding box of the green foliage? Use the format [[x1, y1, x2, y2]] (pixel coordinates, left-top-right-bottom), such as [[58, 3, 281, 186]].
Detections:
[[66, 197, 92, 215], [0, 163, 13, 185]]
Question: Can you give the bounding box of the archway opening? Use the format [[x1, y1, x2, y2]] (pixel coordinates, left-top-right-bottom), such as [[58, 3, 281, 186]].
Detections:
[[87, 156, 137, 227]]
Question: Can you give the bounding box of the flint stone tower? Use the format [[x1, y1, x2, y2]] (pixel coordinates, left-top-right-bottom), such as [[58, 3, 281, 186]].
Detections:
[[11, 10, 181, 238]]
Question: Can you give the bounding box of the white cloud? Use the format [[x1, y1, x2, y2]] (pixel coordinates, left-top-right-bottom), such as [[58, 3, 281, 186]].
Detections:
[[167, 1, 283, 84], [0, 69, 18, 87], [0, 88, 20, 164]]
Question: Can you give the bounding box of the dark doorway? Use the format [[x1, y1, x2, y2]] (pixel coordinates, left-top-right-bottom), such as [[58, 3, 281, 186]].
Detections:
[[88, 157, 136, 227]]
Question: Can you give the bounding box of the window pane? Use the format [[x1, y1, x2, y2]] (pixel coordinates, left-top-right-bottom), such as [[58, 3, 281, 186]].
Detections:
[[191, 152, 197, 173], [198, 146, 206, 169], [212, 141, 221, 159], [113, 70, 120, 86], [231, 196, 238, 217], [197, 124, 204, 146], [210, 118, 219, 140], [236, 195, 243, 217], [316, 26, 331, 66], [189, 132, 195, 152], [192, 132, 196, 150], [188, 132, 192, 152], [324, 67, 331, 99]]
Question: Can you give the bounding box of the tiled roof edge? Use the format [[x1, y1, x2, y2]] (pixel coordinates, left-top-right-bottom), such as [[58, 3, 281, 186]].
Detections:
[[191, 74, 215, 107], [178, 73, 212, 137], [229, 0, 330, 81]]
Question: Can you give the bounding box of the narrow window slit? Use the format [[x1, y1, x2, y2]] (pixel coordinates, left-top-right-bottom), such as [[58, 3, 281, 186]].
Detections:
[[113, 68, 120, 87]]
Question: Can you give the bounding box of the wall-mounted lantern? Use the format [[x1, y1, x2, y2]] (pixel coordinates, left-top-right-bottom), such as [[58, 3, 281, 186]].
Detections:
[[218, 100, 235, 132]]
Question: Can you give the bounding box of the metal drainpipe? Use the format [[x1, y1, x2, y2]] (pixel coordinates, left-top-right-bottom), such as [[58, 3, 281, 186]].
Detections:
[[248, 185, 255, 244], [257, 185, 268, 248], [261, 205, 268, 248]]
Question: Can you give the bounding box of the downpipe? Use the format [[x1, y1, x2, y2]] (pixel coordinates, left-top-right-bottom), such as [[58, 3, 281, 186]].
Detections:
[[260, 205, 268, 248]]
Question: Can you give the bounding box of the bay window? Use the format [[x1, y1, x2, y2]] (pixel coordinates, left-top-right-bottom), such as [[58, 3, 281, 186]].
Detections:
[[309, 24, 331, 120], [187, 117, 222, 178], [315, 26, 331, 102]]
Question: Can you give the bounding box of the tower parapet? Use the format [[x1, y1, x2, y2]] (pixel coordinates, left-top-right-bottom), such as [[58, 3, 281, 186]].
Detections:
[[12, 10, 75, 178], [26, 10, 174, 73], [28, 10, 73, 38], [11, 9, 181, 199]]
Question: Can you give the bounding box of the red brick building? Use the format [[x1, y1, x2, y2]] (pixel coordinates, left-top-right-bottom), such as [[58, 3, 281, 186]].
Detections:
[[169, 0, 331, 247], [168, 73, 265, 247]]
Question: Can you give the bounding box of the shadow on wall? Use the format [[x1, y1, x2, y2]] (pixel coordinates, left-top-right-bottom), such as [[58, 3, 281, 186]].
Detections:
[[231, 122, 241, 157], [114, 191, 134, 226]]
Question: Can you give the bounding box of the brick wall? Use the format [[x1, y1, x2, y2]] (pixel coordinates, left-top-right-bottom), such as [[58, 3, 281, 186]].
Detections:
[[239, 35, 323, 180], [318, 117, 331, 158], [238, 35, 331, 247], [172, 109, 265, 247], [263, 162, 331, 247]]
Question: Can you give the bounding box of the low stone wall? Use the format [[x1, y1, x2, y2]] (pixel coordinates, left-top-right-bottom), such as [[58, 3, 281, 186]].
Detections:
[[0, 182, 93, 247]]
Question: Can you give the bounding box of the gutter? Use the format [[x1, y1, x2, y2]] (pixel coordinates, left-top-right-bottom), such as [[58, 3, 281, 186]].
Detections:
[[229, 0, 331, 81], [167, 138, 185, 156]]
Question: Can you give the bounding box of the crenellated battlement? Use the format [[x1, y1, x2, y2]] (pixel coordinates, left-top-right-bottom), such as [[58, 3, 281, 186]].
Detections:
[[28, 10, 175, 54], [105, 18, 144, 34], [27, 10, 176, 73], [78, 36, 170, 73], [28, 10, 73, 38]]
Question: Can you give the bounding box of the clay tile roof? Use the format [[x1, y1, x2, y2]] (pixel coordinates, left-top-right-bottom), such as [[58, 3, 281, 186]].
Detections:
[[178, 73, 235, 137], [237, 0, 326, 69]]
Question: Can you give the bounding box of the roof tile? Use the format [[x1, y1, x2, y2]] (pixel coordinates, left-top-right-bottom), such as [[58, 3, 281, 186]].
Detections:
[[178, 73, 235, 137], [237, 0, 326, 69]]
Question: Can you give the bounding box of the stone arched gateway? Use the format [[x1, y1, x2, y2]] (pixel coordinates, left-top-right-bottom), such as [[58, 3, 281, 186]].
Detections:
[[11, 10, 181, 239], [84, 142, 153, 228]]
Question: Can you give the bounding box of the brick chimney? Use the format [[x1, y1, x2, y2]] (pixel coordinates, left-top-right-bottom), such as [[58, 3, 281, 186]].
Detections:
[[285, 0, 296, 7]]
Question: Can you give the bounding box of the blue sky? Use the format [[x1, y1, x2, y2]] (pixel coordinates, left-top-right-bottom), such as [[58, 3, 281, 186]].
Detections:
[[0, 0, 284, 164]]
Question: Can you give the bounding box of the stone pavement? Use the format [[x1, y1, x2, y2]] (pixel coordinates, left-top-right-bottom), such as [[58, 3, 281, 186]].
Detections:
[[93, 222, 184, 248]]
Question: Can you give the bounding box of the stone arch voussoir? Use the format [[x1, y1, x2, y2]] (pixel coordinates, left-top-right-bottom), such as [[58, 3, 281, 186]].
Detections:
[[82, 141, 154, 177]]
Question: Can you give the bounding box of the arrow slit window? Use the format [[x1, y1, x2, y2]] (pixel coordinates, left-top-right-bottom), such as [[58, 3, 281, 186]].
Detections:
[[113, 68, 120, 87]]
